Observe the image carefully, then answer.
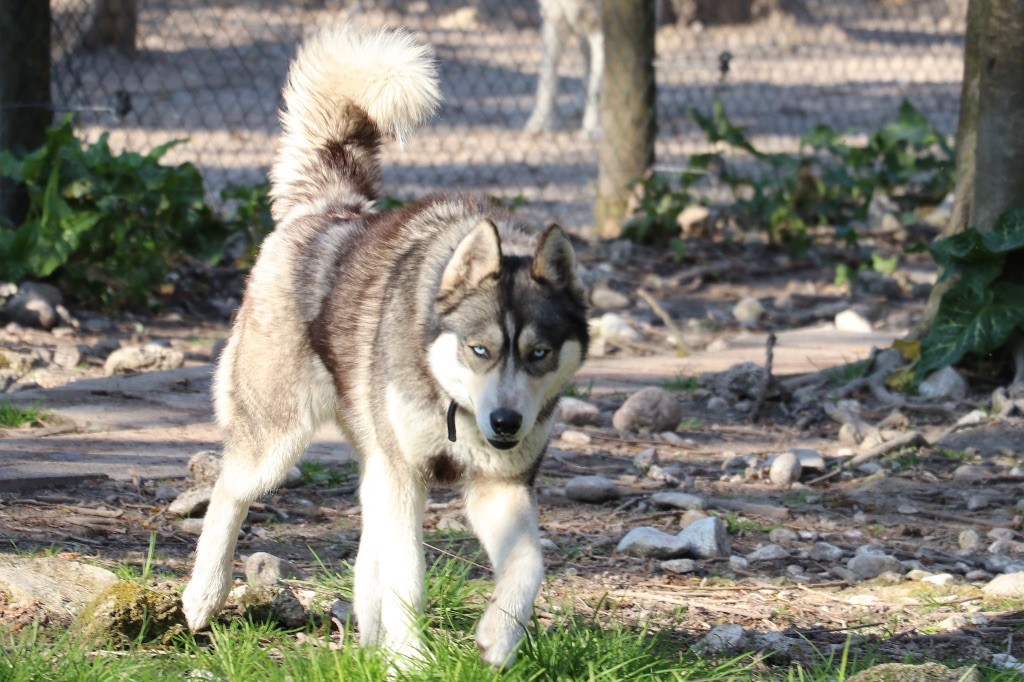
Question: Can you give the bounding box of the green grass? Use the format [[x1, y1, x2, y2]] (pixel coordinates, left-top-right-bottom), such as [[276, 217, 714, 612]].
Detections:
[[298, 461, 354, 487], [661, 374, 700, 392], [722, 513, 778, 535], [0, 401, 48, 428], [563, 380, 594, 399], [824, 360, 871, 386], [112, 532, 160, 581]]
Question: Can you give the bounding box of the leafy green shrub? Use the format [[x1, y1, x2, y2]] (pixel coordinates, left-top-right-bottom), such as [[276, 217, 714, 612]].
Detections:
[[0, 115, 227, 308], [218, 182, 273, 266], [627, 100, 954, 252], [917, 207, 1024, 379]]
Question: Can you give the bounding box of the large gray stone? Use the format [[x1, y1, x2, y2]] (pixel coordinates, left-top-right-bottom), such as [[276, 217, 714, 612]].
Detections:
[[0, 556, 118, 616], [918, 366, 968, 401], [612, 387, 682, 433], [104, 344, 185, 376], [565, 475, 619, 503], [983, 572, 1024, 598]]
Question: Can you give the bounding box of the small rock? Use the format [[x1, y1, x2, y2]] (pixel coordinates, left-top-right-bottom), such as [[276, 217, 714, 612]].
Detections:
[[768, 528, 798, 546], [237, 584, 308, 628], [918, 366, 968, 401], [728, 555, 749, 571], [612, 387, 682, 433], [838, 422, 864, 445], [245, 552, 299, 587], [699, 623, 746, 653], [596, 313, 641, 345], [700, 362, 770, 401], [558, 397, 602, 426], [77, 581, 186, 645], [566, 475, 619, 503], [768, 451, 802, 487], [985, 555, 1024, 574], [660, 558, 697, 574], [992, 387, 1013, 415], [965, 570, 992, 582], [679, 509, 708, 528], [19, 281, 62, 306], [834, 309, 873, 333], [590, 284, 630, 310], [282, 465, 304, 489], [956, 409, 988, 427], [645, 464, 681, 487], [992, 654, 1024, 674], [633, 447, 658, 473], [706, 395, 730, 412], [52, 343, 82, 369], [847, 547, 903, 579], [731, 297, 765, 325], [187, 451, 222, 486], [746, 544, 790, 561], [966, 494, 990, 512], [560, 430, 592, 446], [989, 539, 1024, 555], [615, 527, 685, 559], [896, 504, 919, 515], [104, 344, 185, 375], [1, 291, 57, 330], [848, 663, 981, 682], [789, 448, 826, 472], [989, 528, 1016, 541], [921, 573, 955, 586], [167, 487, 213, 517], [650, 492, 704, 511], [179, 518, 205, 535], [677, 205, 711, 238], [952, 464, 989, 480], [153, 484, 179, 502], [678, 517, 731, 559], [983, 572, 1024, 598], [958, 529, 981, 551]]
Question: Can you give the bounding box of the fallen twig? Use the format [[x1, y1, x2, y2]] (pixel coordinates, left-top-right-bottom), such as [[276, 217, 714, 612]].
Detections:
[[751, 332, 776, 423], [635, 289, 689, 357]]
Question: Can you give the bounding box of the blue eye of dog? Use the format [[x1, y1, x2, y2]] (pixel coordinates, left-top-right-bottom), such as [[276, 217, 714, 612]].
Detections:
[[529, 347, 550, 361], [470, 345, 489, 359]]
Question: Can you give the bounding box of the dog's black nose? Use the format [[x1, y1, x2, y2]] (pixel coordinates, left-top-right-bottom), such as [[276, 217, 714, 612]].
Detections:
[[490, 409, 522, 436]]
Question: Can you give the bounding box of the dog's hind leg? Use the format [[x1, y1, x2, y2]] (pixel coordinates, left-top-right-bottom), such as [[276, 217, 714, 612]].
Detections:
[[182, 349, 332, 631], [353, 450, 426, 663], [465, 479, 543, 668]]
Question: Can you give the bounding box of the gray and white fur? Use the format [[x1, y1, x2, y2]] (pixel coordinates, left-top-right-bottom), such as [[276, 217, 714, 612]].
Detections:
[[181, 24, 589, 669]]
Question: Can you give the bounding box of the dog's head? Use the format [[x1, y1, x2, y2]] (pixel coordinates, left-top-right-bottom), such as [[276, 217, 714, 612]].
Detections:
[[428, 219, 589, 449]]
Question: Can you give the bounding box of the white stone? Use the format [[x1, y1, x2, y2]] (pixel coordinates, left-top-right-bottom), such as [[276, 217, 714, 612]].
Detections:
[[834, 309, 873, 333], [597, 313, 640, 344], [560, 430, 592, 446], [983, 572, 1024, 598], [919, 366, 968, 401], [768, 451, 802, 487], [558, 397, 602, 426], [731, 297, 765, 324]]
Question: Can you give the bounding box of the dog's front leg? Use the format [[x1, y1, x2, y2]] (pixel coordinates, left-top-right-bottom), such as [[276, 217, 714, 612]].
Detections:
[[580, 30, 604, 136], [354, 452, 427, 664], [525, 12, 567, 132], [465, 479, 543, 669]]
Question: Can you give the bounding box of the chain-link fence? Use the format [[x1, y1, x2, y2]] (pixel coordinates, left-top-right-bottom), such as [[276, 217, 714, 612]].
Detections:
[[6, 0, 965, 232]]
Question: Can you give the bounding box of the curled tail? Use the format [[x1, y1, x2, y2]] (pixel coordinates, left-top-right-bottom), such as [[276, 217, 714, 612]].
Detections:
[[270, 25, 440, 222]]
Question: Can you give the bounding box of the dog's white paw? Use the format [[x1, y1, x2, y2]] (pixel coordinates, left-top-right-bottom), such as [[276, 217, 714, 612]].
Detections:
[[476, 606, 522, 669], [180, 580, 223, 632]]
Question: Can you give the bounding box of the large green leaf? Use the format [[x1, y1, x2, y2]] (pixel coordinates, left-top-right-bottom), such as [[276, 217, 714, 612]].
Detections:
[[983, 207, 1024, 253], [917, 285, 1024, 379]]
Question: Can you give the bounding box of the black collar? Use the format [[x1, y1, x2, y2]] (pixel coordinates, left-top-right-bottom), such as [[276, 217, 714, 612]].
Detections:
[[446, 400, 458, 442]]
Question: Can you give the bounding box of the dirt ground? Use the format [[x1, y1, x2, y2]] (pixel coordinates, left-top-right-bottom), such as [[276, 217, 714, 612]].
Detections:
[[3, 232, 1024, 671]]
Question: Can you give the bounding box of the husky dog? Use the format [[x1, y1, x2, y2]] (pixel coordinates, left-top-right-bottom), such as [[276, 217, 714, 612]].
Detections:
[[181, 25, 589, 668], [525, 0, 603, 135]]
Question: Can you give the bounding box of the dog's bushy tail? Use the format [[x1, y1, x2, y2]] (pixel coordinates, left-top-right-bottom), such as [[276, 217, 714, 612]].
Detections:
[[270, 25, 440, 221]]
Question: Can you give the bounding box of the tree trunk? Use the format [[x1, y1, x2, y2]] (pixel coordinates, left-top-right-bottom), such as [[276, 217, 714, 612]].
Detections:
[[594, 0, 655, 239], [83, 0, 138, 53], [910, 0, 981, 339], [0, 0, 51, 226]]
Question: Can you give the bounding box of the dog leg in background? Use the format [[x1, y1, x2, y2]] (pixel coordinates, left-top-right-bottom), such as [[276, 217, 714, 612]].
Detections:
[[580, 29, 603, 136], [466, 479, 544, 668], [525, 6, 568, 132], [354, 452, 427, 662]]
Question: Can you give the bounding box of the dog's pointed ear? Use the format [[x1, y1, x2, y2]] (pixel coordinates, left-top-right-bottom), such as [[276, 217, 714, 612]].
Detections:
[[532, 224, 584, 300], [439, 219, 502, 301]]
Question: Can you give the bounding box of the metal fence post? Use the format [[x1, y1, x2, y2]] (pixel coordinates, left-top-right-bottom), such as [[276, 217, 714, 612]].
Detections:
[[594, 0, 656, 240], [0, 0, 51, 226]]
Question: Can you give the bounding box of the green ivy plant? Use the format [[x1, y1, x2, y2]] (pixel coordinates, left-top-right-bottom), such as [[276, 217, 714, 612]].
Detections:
[[0, 115, 227, 309], [627, 99, 954, 254], [917, 207, 1024, 379]]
